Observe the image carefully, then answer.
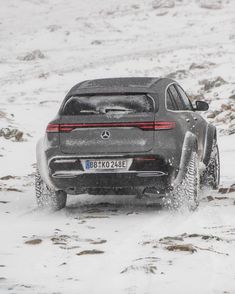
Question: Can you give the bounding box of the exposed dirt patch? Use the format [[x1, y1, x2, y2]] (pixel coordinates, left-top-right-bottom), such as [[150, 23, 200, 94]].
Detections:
[[0, 175, 18, 180], [121, 257, 159, 275], [89, 239, 107, 245], [0, 128, 24, 141], [76, 249, 104, 256], [25, 239, 42, 245], [121, 264, 157, 274], [165, 244, 197, 253]]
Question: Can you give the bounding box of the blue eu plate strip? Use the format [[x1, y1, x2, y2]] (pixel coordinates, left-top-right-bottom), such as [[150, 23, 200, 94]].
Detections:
[[85, 160, 90, 170]]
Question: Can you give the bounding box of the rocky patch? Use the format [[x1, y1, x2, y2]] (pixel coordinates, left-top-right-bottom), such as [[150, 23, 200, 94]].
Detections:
[[25, 239, 42, 245], [0, 128, 24, 141], [46, 24, 62, 32], [0, 187, 22, 192], [219, 186, 235, 194], [165, 244, 197, 253], [76, 249, 104, 256], [198, 0, 223, 10], [0, 175, 18, 180], [17, 50, 45, 61], [141, 231, 232, 257], [160, 233, 225, 243], [152, 0, 175, 9], [166, 69, 188, 79], [121, 257, 159, 274], [199, 76, 227, 91], [189, 62, 216, 70]]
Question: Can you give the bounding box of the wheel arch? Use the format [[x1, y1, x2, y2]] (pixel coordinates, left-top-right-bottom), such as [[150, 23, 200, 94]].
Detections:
[[36, 137, 55, 189], [203, 124, 217, 166], [173, 131, 198, 186]]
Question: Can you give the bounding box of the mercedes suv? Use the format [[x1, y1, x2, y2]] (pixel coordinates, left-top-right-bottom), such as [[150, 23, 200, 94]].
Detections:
[[35, 77, 220, 210]]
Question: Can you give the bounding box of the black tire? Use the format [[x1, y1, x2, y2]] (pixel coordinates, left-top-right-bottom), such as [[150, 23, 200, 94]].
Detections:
[[170, 151, 200, 211], [202, 141, 220, 189], [35, 168, 67, 210]]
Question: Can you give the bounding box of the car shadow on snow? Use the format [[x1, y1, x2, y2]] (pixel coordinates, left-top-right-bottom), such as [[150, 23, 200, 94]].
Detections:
[[64, 194, 163, 215]]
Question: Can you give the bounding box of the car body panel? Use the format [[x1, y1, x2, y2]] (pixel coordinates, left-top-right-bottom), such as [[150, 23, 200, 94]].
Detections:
[[59, 113, 156, 155]]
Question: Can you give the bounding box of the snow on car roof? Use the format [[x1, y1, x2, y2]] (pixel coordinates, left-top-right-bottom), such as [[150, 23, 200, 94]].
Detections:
[[78, 77, 160, 89], [67, 77, 162, 96]]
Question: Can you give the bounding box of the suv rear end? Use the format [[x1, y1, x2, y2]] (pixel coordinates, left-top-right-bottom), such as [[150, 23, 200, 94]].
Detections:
[[44, 92, 174, 196]]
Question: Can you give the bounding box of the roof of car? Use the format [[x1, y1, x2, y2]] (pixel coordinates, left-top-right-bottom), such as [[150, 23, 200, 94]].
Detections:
[[67, 77, 163, 96]]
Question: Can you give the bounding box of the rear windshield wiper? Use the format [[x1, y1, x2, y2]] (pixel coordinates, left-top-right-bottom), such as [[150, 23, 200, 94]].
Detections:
[[79, 110, 99, 114], [103, 108, 134, 114]]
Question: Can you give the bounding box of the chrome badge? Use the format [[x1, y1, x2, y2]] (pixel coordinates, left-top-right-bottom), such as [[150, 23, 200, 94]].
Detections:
[[101, 130, 110, 140]]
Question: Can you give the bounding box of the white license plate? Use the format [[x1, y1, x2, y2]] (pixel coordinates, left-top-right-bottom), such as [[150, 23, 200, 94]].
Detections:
[[85, 159, 127, 170]]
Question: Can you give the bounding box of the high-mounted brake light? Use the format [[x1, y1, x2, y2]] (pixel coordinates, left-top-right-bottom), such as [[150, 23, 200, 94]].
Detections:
[[46, 121, 176, 133]]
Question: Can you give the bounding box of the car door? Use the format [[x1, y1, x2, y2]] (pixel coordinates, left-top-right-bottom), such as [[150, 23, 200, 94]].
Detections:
[[175, 84, 208, 158]]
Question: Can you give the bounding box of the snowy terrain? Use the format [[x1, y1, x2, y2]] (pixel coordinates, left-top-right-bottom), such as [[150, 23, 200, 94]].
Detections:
[[0, 0, 235, 293]]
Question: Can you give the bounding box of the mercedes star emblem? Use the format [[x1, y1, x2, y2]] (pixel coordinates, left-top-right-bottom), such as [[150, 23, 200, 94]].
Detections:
[[101, 130, 110, 140]]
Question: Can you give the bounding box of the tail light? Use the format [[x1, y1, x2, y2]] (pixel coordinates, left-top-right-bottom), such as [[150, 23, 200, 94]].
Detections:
[[153, 121, 176, 130], [138, 121, 176, 130], [46, 121, 176, 133], [46, 124, 60, 133]]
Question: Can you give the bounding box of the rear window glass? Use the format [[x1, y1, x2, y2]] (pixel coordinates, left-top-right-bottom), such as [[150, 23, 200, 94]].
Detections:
[[62, 94, 154, 116]]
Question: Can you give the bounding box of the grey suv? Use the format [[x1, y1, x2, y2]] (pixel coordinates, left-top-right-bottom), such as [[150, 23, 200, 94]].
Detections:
[[35, 77, 220, 210]]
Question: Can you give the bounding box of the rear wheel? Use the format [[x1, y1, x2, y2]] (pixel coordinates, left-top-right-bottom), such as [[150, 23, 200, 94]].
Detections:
[[202, 141, 220, 189], [35, 168, 67, 210], [169, 151, 200, 211]]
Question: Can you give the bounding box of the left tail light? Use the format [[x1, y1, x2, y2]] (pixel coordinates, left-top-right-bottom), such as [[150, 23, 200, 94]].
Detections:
[[46, 124, 60, 133]]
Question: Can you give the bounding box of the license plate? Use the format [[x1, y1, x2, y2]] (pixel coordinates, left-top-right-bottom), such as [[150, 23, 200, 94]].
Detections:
[[85, 159, 127, 170]]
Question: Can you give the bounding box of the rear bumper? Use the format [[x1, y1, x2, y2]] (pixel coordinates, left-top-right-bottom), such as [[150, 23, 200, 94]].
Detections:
[[48, 155, 170, 193], [51, 172, 170, 194]]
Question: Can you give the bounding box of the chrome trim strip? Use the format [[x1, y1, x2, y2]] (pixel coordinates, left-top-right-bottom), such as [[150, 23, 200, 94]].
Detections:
[[52, 170, 167, 178], [53, 159, 78, 163]]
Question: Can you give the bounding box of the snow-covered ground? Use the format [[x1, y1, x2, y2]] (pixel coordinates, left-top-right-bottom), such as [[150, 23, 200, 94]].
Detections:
[[0, 0, 235, 293]]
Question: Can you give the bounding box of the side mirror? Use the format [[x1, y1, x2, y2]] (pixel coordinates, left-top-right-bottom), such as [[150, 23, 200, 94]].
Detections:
[[194, 100, 209, 111]]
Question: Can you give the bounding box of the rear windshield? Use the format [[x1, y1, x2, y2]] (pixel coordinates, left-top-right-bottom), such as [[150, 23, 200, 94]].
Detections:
[[62, 94, 154, 116]]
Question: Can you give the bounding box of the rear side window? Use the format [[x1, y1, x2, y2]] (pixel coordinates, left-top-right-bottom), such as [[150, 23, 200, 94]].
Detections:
[[166, 90, 176, 110], [168, 85, 186, 111], [62, 94, 154, 115], [175, 85, 193, 111]]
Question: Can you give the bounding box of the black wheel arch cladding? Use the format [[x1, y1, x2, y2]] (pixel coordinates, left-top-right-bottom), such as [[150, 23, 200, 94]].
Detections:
[[203, 124, 217, 166]]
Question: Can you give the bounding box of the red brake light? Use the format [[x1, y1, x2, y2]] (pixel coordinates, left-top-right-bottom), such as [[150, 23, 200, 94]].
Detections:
[[46, 121, 176, 133], [138, 121, 176, 130], [153, 121, 176, 130], [46, 124, 60, 133], [59, 126, 74, 132]]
